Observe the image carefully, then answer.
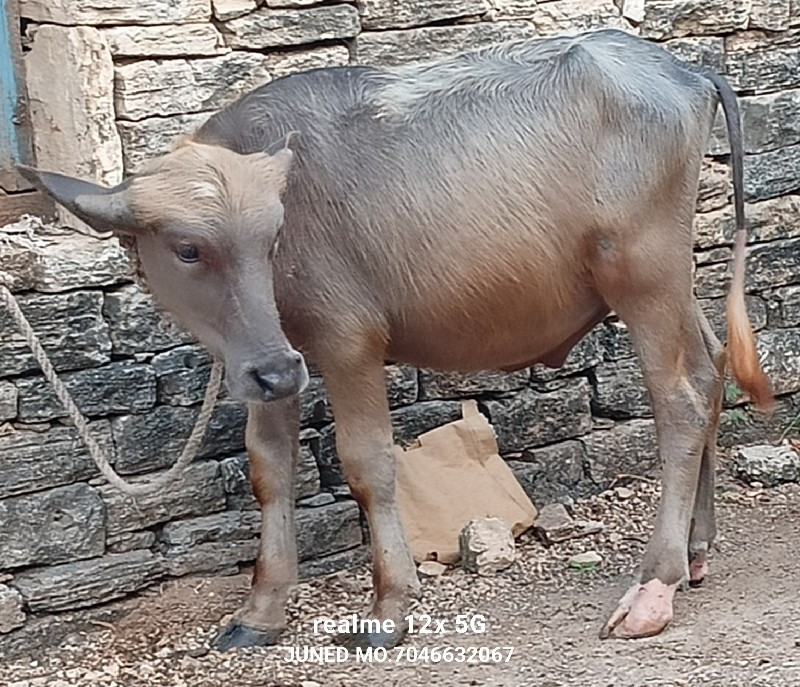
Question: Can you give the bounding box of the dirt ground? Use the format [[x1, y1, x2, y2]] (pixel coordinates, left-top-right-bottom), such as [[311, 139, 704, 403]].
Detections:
[[2, 476, 799, 687]]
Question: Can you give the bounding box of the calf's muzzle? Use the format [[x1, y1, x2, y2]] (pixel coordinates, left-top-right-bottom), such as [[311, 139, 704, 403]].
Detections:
[[249, 350, 308, 401]]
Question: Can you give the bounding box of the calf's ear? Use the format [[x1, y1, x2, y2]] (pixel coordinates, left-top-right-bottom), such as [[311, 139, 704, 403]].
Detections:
[[16, 166, 141, 235]]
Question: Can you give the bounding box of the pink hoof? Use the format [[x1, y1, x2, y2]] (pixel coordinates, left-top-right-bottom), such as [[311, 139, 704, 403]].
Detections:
[[600, 579, 678, 639]]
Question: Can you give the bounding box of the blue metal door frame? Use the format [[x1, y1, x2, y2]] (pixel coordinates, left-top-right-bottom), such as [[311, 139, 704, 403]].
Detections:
[[0, 0, 20, 164], [0, 0, 28, 190]]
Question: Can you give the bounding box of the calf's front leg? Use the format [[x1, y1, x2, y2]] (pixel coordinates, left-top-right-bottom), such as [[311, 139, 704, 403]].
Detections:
[[213, 397, 299, 651], [324, 358, 421, 650]]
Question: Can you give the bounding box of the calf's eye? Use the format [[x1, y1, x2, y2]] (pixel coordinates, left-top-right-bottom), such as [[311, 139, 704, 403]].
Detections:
[[176, 242, 200, 263]]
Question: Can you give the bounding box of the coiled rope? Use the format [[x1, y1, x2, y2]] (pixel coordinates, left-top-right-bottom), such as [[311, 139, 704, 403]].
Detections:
[[0, 277, 224, 497]]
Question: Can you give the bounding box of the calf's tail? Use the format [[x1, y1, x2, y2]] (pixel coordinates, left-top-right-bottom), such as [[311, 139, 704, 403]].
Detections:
[[705, 71, 774, 410]]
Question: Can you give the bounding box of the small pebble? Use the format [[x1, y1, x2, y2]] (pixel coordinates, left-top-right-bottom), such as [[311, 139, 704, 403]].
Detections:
[[614, 487, 634, 500], [417, 561, 447, 577]]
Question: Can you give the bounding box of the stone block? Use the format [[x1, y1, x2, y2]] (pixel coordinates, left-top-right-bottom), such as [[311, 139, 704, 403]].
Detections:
[[20, 0, 210, 24], [459, 517, 515, 575], [642, 0, 749, 39], [0, 422, 114, 498], [100, 460, 225, 535], [749, 0, 791, 30], [162, 540, 254, 576], [0, 230, 129, 294], [419, 369, 529, 400], [0, 382, 17, 421], [300, 376, 329, 426], [663, 36, 725, 73], [12, 550, 164, 613], [0, 484, 105, 570], [592, 359, 651, 419], [118, 113, 208, 175], [0, 291, 111, 377], [391, 400, 464, 446], [482, 379, 593, 453], [160, 510, 260, 548], [152, 345, 214, 406], [770, 285, 800, 327], [102, 24, 228, 58], [697, 238, 800, 299], [299, 546, 370, 579], [224, 5, 359, 49], [747, 238, 800, 291], [160, 500, 361, 572], [25, 25, 122, 229], [16, 362, 157, 422], [744, 144, 800, 201], [709, 89, 800, 155], [385, 365, 419, 408], [103, 285, 193, 356], [622, 0, 645, 23], [107, 530, 156, 554], [354, 21, 537, 67], [357, 0, 489, 30], [719, 394, 797, 447], [490, 0, 537, 19], [758, 328, 800, 396], [598, 320, 636, 361], [731, 444, 799, 486], [115, 52, 272, 121], [0, 585, 25, 634], [581, 419, 658, 487], [298, 492, 335, 508], [698, 295, 767, 341], [507, 439, 594, 503], [296, 501, 363, 561], [694, 196, 800, 250], [726, 30, 800, 93], [111, 402, 245, 475], [269, 44, 351, 77], [213, 0, 256, 20], [532, 0, 628, 35], [696, 159, 731, 213]]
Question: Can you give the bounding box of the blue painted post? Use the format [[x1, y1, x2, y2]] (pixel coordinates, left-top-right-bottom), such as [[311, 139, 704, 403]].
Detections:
[[0, 0, 21, 172]]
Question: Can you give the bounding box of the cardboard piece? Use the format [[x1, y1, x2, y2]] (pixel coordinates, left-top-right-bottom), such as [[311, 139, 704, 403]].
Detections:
[[395, 400, 538, 564]]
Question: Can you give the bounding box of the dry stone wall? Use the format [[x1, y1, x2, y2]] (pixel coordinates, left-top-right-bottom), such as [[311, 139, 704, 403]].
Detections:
[[0, 0, 799, 652]]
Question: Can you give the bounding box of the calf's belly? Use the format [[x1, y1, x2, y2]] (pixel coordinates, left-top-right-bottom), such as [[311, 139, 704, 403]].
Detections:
[[385, 296, 608, 373]]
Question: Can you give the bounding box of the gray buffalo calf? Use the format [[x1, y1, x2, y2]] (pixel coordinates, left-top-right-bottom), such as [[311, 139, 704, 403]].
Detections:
[[21, 28, 772, 649]]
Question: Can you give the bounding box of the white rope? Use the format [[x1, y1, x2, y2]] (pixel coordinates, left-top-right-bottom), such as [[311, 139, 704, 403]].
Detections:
[[0, 280, 224, 497]]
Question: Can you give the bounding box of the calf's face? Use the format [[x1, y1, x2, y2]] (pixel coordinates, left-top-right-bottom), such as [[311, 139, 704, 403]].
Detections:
[[19, 142, 309, 403]]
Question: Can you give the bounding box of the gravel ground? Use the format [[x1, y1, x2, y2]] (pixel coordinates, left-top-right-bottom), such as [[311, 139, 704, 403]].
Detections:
[[2, 471, 799, 687]]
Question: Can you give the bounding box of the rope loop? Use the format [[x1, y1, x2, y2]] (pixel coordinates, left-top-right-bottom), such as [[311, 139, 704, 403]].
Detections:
[[0, 283, 223, 497]]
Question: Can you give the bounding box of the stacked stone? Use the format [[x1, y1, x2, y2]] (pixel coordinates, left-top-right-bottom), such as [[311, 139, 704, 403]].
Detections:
[[1, 0, 798, 649]]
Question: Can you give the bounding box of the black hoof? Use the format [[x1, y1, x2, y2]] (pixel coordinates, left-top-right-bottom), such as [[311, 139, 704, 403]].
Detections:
[[212, 622, 283, 651], [335, 627, 406, 652]]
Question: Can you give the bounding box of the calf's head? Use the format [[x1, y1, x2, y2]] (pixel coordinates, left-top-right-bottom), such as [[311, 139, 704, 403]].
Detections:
[[19, 142, 309, 403]]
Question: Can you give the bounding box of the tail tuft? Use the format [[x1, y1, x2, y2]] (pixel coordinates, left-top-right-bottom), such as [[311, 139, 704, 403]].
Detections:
[[726, 287, 774, 412]]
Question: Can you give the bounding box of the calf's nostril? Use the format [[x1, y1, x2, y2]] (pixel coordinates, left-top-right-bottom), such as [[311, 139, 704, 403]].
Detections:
[[251, 369, 277, 395]]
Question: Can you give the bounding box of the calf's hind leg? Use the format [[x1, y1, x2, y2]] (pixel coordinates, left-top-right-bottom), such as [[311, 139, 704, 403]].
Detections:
[[688, 305, 726, 587], [601, 298, 719, 638], [213, 397, 299, 651], [593, 213, 720, 637], [323, 355, 420, 650]]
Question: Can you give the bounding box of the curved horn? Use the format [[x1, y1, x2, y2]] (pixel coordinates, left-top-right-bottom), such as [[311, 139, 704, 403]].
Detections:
[[16, 166, 139, 234]]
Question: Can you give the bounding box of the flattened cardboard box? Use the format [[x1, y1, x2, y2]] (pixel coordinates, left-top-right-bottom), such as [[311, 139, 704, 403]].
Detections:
[[395, 400, 538, 564]]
